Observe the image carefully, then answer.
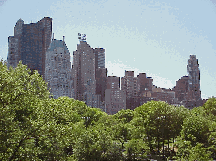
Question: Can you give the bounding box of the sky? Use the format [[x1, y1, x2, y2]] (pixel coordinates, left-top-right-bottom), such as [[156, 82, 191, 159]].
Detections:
[[0, 0, 216, 99]]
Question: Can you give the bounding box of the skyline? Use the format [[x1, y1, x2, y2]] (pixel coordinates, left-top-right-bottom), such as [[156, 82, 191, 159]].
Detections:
[[1, 0, 216, 99]]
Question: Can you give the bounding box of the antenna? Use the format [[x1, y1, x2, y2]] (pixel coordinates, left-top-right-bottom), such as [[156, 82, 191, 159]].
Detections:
[[78, 33, 87, 43]]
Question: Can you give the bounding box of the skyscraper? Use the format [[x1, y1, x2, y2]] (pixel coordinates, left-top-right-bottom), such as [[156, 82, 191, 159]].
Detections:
[[121, 71, 140, 110], [45, 36, 73, 99], [7, 17, 52, 79], [72, 33, 108, 110], [72, 34, 96, 108], [185, 55, 202, 108], [187, 55, 201, 100]]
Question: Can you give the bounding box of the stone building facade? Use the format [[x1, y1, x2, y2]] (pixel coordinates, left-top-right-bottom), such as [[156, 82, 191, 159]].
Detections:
[[45, 37, 73, 99]]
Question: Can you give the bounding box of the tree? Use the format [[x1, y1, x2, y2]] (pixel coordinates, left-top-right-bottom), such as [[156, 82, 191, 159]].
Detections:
[[203, 97, 216, 117], [0, 60, 53, 160], [123, 138, 150, 160], [113, 109, 134, 123], [133, 100, 189, 159], [73, 123, 124, 161], [175, 139, 213, 160], [181, 112, 211, 146]]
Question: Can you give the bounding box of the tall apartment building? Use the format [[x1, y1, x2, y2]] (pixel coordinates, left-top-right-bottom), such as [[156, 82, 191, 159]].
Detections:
[[105, 76, 126, 114], [173, 76, 189, 102], [121, 71, 141, 110], [45, 36, 73, 99], [137, 73, 154, 105], [147, 85, 175, 105], [94, 48, 107, 111], [72, 34, 107, 110], [72, 38, 96, 107], [184, 55, 202, 108], [137, 73, 153, 93], [7, 17, 52, 79], [187, 55, 201, 100]]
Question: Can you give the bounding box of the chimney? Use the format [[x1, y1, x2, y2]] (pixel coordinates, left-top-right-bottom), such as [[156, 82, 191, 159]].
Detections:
[[63, 36, 65, 42], [52, 33, 54, 41]]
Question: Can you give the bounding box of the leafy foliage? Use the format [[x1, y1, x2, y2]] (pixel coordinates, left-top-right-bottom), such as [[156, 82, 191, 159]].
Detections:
[[0, 59, 215, 160]]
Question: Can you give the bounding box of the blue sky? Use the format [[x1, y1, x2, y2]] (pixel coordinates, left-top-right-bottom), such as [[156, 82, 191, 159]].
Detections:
[[0, 0, 216, 99]]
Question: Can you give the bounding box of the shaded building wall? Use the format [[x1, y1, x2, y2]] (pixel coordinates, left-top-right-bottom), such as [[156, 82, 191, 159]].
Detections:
[[105, 89, 126, 115], [94, 47, 106, 111], [105, 76, 126, 114], [173, 76, 189, 102], [95, 68, 107, 102], [7, 36, 20, 68], [121, 71, 144, 110], [7, 17, 52, 79], [155, 91, 175, 104], [7, 19, 24, 69], [137, 73, 153, 94], [107, 76, 120, 90]]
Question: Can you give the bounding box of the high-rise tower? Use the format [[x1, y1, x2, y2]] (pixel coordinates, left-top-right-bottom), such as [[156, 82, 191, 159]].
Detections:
[[186, 55, 202, 108], [45, 36, 73, 99], [121, 71, 140, 110], [7, 17, 52, 79], [72, 33, 96, 107], [187, 55, 201, 100]]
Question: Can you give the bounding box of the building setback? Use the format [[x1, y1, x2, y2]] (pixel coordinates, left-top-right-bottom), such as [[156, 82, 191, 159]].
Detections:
[[7, 17, 52, 79], [45, 36, 73, 99]]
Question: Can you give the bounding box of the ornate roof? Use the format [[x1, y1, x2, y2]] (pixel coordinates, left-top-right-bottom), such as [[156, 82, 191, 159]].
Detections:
[[47, 39, 70, 53]]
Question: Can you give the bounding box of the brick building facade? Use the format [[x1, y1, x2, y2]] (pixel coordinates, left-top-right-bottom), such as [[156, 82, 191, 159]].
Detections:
[[105, 76, 126, 114]]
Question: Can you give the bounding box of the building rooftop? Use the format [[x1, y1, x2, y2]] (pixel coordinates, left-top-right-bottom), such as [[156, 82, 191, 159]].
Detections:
[[47, 39, 69, 53]]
